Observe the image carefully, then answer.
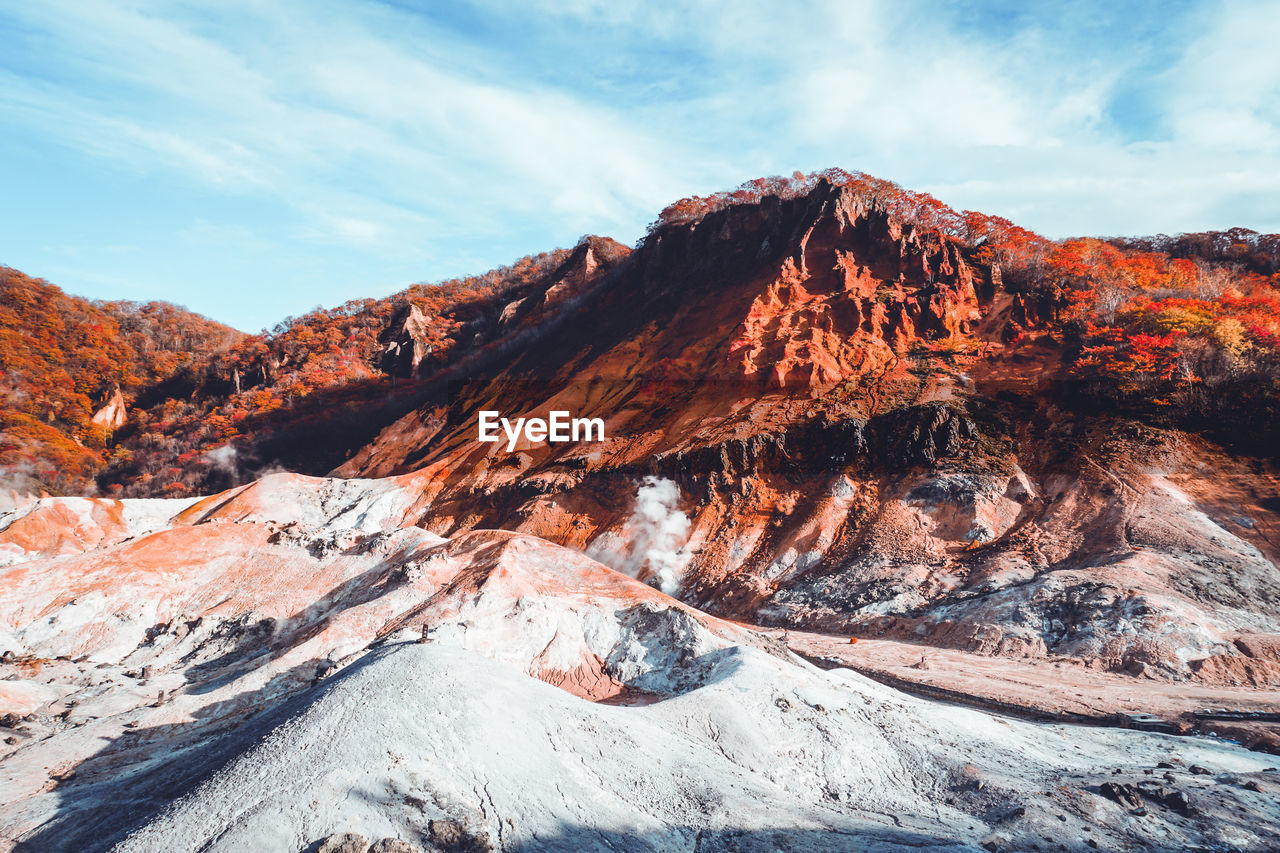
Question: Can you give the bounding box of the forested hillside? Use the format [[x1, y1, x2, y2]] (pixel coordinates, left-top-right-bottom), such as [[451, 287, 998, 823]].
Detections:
[[0, 268, 243, 494], [100, 238, 628, 496], [3, 171, 1277, 498]]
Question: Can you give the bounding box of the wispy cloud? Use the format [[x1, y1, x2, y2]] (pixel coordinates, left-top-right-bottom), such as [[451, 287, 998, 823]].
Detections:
[[0, 0, 1275, 329]]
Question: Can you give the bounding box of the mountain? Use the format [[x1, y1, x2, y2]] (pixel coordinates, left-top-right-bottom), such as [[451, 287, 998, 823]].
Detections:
[[317, 173, 1280, 685], [3, 170, 1280, 850], [0, 267, 243, 496], [9, 171, 1280, 681]]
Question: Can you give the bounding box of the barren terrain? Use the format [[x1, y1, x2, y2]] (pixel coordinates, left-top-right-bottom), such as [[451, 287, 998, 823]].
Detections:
[[3, 475, 1279, 852]]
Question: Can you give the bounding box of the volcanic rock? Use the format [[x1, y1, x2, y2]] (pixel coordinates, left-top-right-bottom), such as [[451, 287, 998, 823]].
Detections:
[[2, 475, 1279, 852], [314, 181, 1280, 686], [379, 303, 434, 378], [368, 839, 419, 853], [89, 386, 127, 431], [317, 833, 369, 853]]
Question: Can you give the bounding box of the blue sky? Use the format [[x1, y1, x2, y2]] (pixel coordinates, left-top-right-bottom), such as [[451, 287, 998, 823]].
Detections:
[[1, 0, 1277, 331]]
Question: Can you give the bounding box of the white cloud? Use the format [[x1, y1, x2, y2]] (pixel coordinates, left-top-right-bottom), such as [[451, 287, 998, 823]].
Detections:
[[0, 0, 694, 252], [1164, 0, 1280, 151], [0, 0, 1275, 329]]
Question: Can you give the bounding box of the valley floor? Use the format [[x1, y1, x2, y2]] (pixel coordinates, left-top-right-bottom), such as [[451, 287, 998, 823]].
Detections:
[[2, 475, 1280, 852], [787, 630, 1280, 751]]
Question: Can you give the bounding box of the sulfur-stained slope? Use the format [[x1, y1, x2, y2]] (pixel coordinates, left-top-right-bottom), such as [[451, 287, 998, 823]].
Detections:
[[3, 475, 1280, 852]]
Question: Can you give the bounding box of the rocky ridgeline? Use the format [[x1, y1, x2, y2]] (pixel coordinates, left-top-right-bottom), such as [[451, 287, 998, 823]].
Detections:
[[600, 178, 994, 387], [377, 237, 629, 384], [317, 181, 1280, 686]]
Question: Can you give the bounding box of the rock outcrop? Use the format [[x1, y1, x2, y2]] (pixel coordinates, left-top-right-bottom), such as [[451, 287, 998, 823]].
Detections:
[[320, 181, 1280, 684], [89, 386, 127, 431], [378, 303, 434, 378]]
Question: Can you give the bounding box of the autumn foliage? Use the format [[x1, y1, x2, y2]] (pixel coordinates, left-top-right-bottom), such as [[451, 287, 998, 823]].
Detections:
[[1028, 238, 1280, 442], [99, 242, 625, 497], [0, 267, 242, 494], [1111, 228, 1280, 277]]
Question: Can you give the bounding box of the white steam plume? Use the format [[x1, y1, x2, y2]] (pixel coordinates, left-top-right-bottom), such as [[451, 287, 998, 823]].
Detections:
[[204, 444, 239, 474], [203, 444, 289, 480], [589, 476, 691, 595]]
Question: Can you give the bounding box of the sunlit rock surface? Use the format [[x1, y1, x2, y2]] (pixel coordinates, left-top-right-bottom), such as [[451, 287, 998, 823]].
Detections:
[[3, 475, 1279, 852]]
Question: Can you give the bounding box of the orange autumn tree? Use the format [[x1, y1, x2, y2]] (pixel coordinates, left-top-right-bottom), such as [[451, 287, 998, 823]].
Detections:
[[1038, 238, 1280, 440], [0, 267, 242, 494]]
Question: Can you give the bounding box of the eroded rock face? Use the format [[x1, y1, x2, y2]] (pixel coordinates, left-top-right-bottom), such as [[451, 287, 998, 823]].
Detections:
[[760, 430, 1280, 675], [90, 386, 127, 431], [379, 303, 434, 378], [319, 182, 1280, 682], [726, 189, 981, 389]]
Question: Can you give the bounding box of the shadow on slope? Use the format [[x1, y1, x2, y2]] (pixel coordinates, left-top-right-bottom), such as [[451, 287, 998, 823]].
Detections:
[[501, 825, 1000, 853], [11, 561, 415, 853], [12, 656, 332, 853]]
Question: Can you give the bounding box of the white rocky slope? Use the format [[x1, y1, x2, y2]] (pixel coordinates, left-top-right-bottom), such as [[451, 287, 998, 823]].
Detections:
[[1, 474, 1278, 853], [110, 643, 1280, 853]]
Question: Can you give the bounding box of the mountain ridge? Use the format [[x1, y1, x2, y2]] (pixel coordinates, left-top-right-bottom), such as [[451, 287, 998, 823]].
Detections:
[[5, 172, 1276, 500], [4, 171, 1280, 850]]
